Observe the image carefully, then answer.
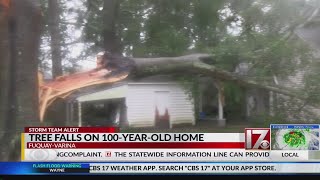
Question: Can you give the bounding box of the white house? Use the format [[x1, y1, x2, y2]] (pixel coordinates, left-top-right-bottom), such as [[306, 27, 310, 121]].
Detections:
[[65, 76, 195, 128]]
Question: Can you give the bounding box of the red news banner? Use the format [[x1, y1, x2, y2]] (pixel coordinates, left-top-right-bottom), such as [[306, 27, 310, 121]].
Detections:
[[23, 127, 244, 149]]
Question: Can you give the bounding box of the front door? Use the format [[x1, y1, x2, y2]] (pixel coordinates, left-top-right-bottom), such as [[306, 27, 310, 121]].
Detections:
[[154, 91, 170, 128]]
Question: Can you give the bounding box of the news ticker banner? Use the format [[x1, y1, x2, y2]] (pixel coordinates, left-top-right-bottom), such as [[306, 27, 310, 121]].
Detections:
[[21, 125, 320, 161], [22, 124, 320, 150], [2, 162, 320, 174], [23, 148, 316, 161]]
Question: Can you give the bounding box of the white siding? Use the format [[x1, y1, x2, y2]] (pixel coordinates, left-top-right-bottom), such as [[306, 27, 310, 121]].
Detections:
[[126, 83, 195, 128], [169, 85, 195, 126], [126, 84, 155, 127], [281, 70, 306, 90]]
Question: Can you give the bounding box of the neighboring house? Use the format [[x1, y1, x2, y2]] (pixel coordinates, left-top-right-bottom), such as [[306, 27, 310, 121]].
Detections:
[[286, 8, 320, 121], [61, 75, 195, 129], [243, 7, 320, 122]]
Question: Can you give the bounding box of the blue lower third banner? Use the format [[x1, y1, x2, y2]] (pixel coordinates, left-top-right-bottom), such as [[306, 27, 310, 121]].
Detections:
[[1, 162, 320, 174]]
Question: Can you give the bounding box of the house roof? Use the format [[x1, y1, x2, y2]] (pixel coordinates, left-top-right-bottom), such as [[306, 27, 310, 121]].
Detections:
[[295, 7, 320, 55], [65, 81, 127, 102], [39, 68, 129, 121], [65, 74, 179, 102], [38, 68, 179, 121], [133, 74, 176, 82], [277, 7, 320, 89], [76, 85, 128, 102]]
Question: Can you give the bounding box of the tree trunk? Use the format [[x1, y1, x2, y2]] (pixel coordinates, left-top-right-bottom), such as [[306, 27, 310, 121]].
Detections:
[[0, 0, 11, 154], [0, 0, 42, 161], [102, 0, 120, 54], [48, 0, 63, 78], [131, 54, 305, 100]]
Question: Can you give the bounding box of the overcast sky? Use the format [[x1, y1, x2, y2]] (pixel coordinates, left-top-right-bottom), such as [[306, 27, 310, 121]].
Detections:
[[64, 0, 97, 71]]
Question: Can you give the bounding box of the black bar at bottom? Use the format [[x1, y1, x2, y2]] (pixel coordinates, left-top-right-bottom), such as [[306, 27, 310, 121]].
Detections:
[[35, 168, 89, 173]]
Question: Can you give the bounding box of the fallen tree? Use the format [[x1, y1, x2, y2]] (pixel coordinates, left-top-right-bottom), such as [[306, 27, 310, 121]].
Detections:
[[132, 53, 304, 99]]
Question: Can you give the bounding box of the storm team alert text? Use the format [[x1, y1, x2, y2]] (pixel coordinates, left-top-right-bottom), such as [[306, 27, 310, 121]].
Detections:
[[27, 127, 80, 133], [27, 133, 205, 142]]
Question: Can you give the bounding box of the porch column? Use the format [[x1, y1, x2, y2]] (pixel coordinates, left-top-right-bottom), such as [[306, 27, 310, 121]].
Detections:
[[78, 101, 82, 127], [199, 86, 203, 113], [215, 80, 226, 127], [218, 90, 225, 126], [198, 85, 204, 122], [70, 102, 74, 124], [66, 102, 69, 125]]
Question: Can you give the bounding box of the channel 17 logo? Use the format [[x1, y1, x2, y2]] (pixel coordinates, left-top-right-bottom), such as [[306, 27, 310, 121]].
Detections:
[[245, 128, 270, 150]]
